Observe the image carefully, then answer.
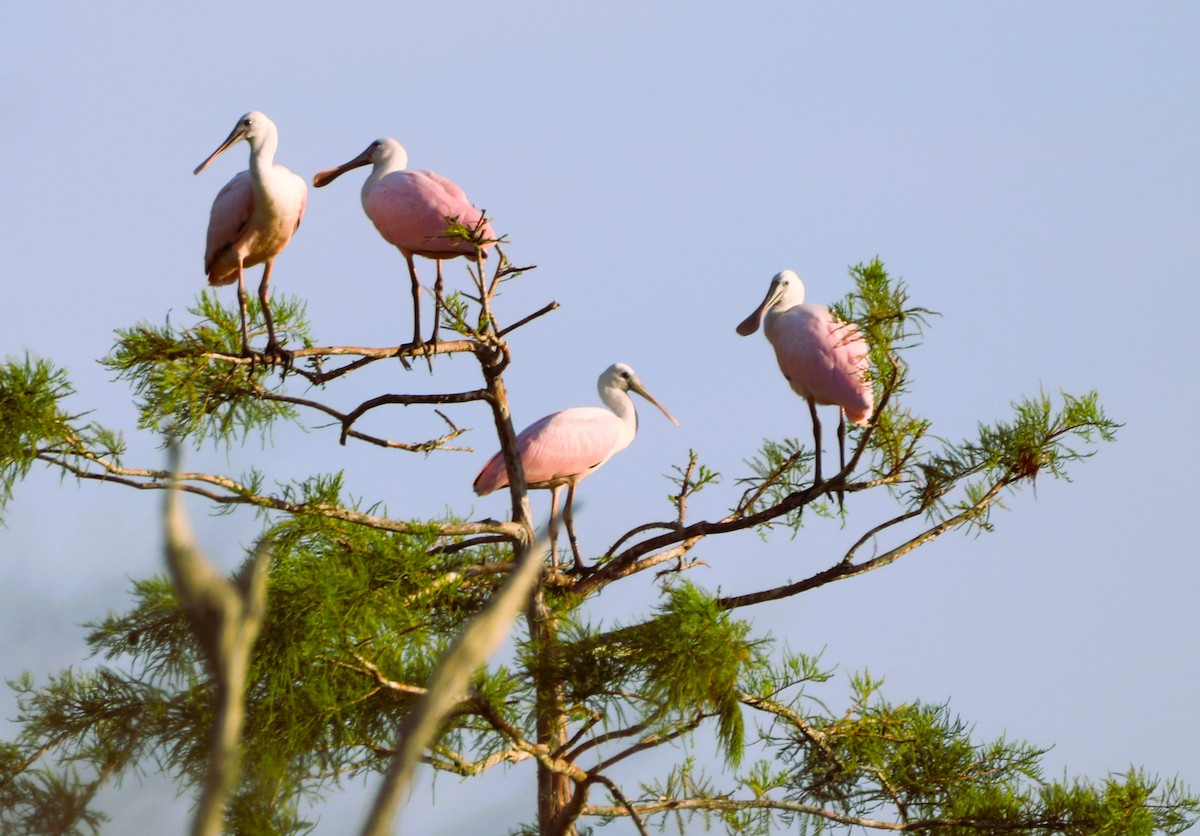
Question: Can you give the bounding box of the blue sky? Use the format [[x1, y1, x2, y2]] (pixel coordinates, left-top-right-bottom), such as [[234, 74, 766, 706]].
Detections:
[[2, 2, 1198, 833]]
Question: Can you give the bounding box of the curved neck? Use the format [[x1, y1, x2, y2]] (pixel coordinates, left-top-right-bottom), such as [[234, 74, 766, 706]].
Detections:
[[249, 129, 278, 180], [600, 387, 638, 433], [362, 155, 407, 206]]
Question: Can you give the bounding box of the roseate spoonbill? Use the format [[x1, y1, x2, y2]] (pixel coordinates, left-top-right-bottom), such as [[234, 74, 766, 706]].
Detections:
[[737, 269, 873, 496], [312, 138, 494, 347], [473, 363, 680, 573], [194, 111, 307, 359]]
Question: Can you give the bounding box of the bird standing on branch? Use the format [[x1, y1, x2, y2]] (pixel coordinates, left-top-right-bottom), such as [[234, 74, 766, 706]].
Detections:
[[737, 269, 873, 496], [474, 363, 679, 573], [195, 111, 307, 360], [313, 138, 493, 348]]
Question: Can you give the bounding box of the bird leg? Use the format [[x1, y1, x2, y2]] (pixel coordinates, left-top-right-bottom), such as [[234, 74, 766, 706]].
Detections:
[[808, 397, 823, 487], [836, 410, 847, 511], [257, 261, 292, 370], [235, 261, 253, 360], [563, 484, 591, 576], [404, 253, 423, 349], [547, 484, 564, 571], [429, 259, 445, 346]]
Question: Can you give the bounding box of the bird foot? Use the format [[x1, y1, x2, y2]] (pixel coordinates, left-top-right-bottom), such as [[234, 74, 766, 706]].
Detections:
[[391, 347, 414, 371], [397, 337, 434, 373], [238, 344, 261, 374], [419, 339, 436, 374], [567, 558, 595, 578], [262, 341, 294, 374]]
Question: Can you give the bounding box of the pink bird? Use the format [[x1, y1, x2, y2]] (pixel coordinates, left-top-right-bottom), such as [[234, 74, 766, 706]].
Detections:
[[194, 111, 307, 359], [312, 138, 494, 347], [474, 363, 680, 573], [737, 269, 873, 493]]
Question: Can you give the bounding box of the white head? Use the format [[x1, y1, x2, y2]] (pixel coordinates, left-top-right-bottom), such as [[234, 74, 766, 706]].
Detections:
[[312, 137, 410, 188], [599, 363, 680, 426], [194, 111, 278, 175], [735, 269, 807, 336]]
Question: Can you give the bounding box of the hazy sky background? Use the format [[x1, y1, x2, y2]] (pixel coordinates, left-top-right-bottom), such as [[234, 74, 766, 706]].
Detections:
[[2, 2, 1198, 833]]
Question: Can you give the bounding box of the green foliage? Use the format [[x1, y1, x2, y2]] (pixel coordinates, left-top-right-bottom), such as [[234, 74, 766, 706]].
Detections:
[[0, 355, 78, 511], [913, 390, 1120, 531], [735, 260, 1118, 542], [736, 437, 818, 529], [1, 504, 504, 834], [831, 257, 935, 422], [102, 292, 311, 445], [0, 257, 1193, 835], [836, 258, 936, 364], [0, 743, 111, 836], [2, 665, 185, 833], [0, 355, 127, 521], [439, 291, 475, 338], [666, 449, 720, 505], [549, 582, 764, 767], [83, 505, 503, 833], [632, 663, 1199, 835]]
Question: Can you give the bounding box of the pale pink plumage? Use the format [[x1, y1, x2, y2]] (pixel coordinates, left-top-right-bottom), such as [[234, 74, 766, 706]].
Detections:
[[763, 303, 872, 425], [474, 363, 679, 572], [738, 269, 873, 493], [363, 168, 491, 260], [195, 111, 307, 357], [473, 407, 628, 496], [313, 138, 493, 346], [204, 170, 306, 286]]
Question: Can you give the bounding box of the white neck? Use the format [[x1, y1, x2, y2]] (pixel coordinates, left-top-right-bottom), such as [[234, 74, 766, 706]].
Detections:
[[362, 146, 407, 204], [249, 127, 279, 180], [600, 386, 638, 433]]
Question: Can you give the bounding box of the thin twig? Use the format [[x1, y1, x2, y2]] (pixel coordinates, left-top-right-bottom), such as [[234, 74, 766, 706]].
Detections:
[[39, 449, 520, 540], [339, 390, 488, 445], [590, 773, 650, 836], [497, 300, 560, 337], [259, 391, 471, 452]]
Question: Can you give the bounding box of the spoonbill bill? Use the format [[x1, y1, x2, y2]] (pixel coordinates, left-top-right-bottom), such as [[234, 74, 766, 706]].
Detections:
[[737, 269, 873, 494], [312, 138, 493, 347], [194, 111, 307, 359], [473, 363, 679, 573]]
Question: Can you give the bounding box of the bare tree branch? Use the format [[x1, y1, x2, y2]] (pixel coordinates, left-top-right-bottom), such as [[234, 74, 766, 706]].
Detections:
[[497, 300, 560, 337], [715, 477, 1010, 609], [255, 391, 471, 452], [38, 447, 519, 540], [337, 390, 489, 446], [582, 796, 1076, 832]]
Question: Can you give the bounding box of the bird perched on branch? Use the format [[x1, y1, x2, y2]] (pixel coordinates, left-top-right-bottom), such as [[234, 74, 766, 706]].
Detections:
[[474, 363, 679, 573], [195, 111, 307, 359], [313, 138, 493, 348], [737, 269, 873, 497]]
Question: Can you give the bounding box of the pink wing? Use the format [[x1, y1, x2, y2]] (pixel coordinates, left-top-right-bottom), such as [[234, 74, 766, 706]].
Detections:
[[204, 170, 254, 284], [366, 170, 494, 259], [474, 408, 624, 495], [769, 305, 873, 425]]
